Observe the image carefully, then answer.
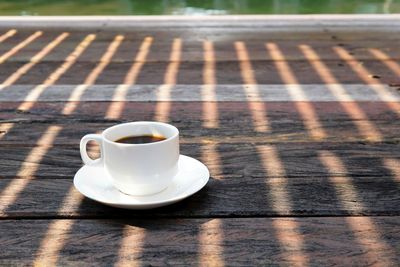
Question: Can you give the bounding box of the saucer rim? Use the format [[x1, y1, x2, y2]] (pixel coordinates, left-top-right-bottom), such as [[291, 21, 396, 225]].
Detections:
[[73, 154, 209, 208]]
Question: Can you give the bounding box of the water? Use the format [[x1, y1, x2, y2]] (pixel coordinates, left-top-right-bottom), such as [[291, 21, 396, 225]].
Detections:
[[0, 0, 399, 16]]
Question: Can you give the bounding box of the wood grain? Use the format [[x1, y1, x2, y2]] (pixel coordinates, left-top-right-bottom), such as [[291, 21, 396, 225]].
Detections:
[[0, 84, 399, 102], [1, 175, 400, 217], [0, 32, 400, 85], [1, 100, 399, 144], [2, 37, 400, 62], [1, 21, 400, 266], [1, 122, 400, 144], [0, 143, 399, 179], [0, 217, 399, 266], [0, 60, 398, 85], [1, 101, 398, 120]]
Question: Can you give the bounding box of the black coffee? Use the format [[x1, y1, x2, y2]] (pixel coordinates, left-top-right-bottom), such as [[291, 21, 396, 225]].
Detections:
[[115, 135, 166, 144]]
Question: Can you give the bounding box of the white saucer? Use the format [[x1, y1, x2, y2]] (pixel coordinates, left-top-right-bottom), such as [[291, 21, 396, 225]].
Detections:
[[73, 155, 209, 209]]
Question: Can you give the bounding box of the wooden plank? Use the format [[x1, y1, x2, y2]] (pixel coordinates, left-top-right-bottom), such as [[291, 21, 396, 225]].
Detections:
[[2, 26, 400, 60], [0, 60, 399, 85], [0, 19, 399, 267], [2, 38, 400, 62], [0, 31, 79, 63], [1, 175, 399, 217], [1, 121, 399, 144], [0, 84, 399, 102], [0, 143, 399, 179], [0, 101, 398, 121], [1, 217, 399, 265], [1, 100, 399, 143]]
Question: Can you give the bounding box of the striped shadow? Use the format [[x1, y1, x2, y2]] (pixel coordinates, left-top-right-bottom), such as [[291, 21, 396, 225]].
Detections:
[[0, 84, 398, 102]]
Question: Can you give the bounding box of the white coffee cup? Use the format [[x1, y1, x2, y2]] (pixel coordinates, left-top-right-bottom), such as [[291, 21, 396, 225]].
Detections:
[[80, 121, 179, 196]]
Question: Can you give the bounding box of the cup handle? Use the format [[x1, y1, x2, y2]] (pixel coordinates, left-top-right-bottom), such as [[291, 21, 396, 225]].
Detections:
[[80, 134, 103, 166]]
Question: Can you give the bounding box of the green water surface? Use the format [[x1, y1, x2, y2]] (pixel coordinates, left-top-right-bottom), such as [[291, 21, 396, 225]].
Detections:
[[0, 0, 399, 16]]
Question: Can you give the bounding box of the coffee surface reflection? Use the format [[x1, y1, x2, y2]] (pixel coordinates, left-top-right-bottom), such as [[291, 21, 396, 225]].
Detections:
[[115, 135, 166, 144]]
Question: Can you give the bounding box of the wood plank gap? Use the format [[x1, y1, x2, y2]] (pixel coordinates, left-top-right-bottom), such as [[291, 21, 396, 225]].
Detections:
[[1, 214, 400, 221]]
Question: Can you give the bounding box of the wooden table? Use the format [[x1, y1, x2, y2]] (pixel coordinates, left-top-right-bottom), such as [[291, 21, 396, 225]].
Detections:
[[0, 16, 400, 266]]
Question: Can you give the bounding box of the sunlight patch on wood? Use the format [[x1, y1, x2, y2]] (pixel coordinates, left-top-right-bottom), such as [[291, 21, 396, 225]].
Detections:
[[63, 34, 124, 115], [0, 125, 62, 214], [201, 140, 222, 178], [18, 34, 95, 111], [199, 219, 225, 267], [300, 44, 382, 141], [33, 186, 83, 266], [383, 158, 400, 182], [0, 29, 17, 43], [202, 40, 219, 128], [106, 36, 153, 119], [33, 220, 74, 267], [33, 130, 102, 265], [0, 123, 15, 140], [319, 150, 396, 266], [257, 145, 291, 212], [154, 38, 182, 122], [0, 32, 69, 90], [115, 226, 146, 267], [319, 150, 364, 212], [267, 42, 326, 140], [346, 216, 397, 267], [235, 41, 269, 132], [257, 145, 308, 266], [369, 48, 400, 76], [334, 46, 400, 116], [0, 31, 42, 64], [272, 219, 309, 267]]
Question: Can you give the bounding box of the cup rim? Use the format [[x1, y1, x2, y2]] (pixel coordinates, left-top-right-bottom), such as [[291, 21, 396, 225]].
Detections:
[[102, 121, 179, 147]]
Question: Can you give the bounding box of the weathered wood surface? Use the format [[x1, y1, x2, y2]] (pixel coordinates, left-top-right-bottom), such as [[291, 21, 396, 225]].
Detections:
[[2, 37, 400, 62], [1, 217, 399, 266], [0, 61, 398, 85], [1, 121, 400, 144], [1, 18, 400, 265], [3, 44, 400, 63], [1, 176, 399, 218], [0, 85, 399, 101], [0, 36, 400, 63], [0, 143, 399, 179], [0, 29, 400, 85], [1, 101, 399, 145], [1, 101, 398, 120]]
